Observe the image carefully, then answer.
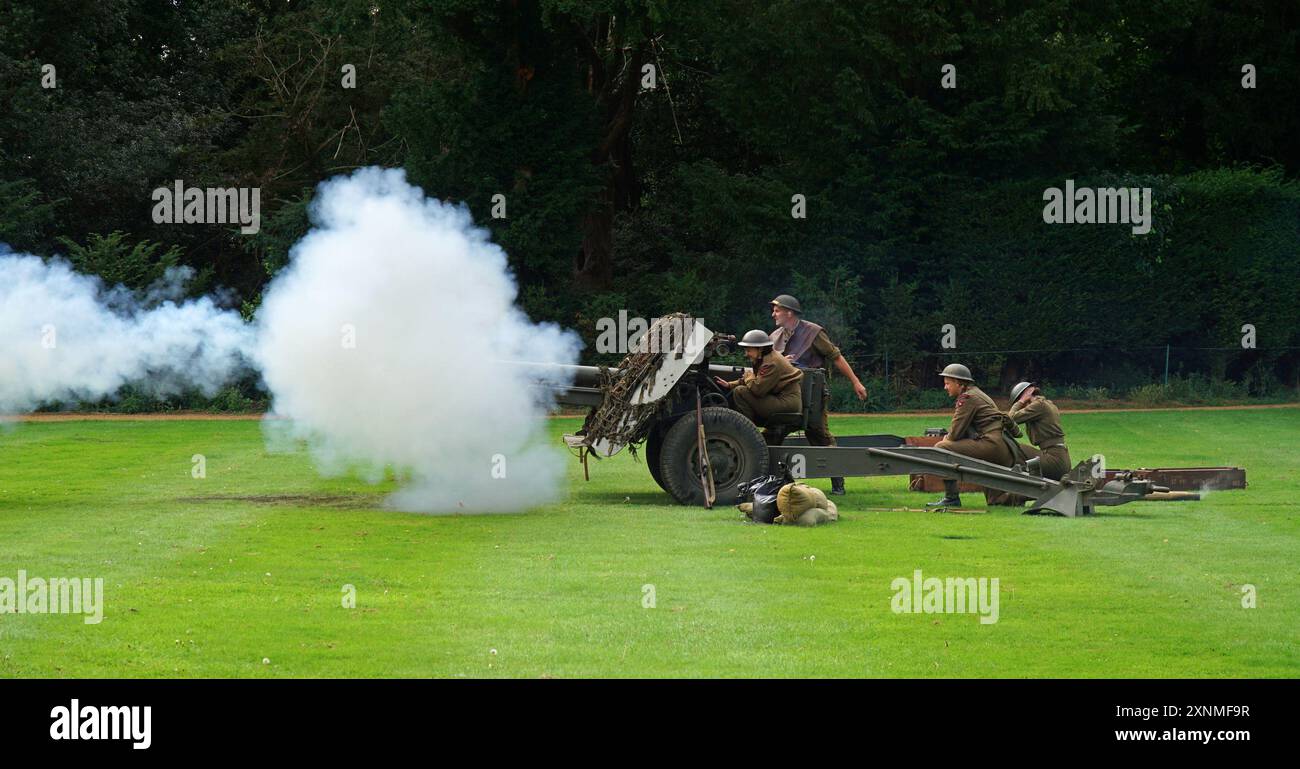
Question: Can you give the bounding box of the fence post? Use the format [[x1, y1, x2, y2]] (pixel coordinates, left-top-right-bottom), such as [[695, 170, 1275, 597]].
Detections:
[[1163, 345, 1170, 387]]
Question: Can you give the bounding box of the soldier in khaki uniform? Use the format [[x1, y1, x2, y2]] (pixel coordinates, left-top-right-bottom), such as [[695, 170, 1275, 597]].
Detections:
[[928, 363, 1015, 507], [714, 329, 803, 437], [769, 294, 867, 495], [1007, 381, 1072, 480]]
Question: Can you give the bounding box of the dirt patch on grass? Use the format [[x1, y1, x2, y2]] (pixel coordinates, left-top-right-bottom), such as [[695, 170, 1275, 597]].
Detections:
[[177, 493, 381, 509]]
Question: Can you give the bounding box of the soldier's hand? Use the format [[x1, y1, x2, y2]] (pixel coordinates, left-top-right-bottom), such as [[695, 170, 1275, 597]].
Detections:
[[713, 376, 733, 390], [853, 381, 868, 401]]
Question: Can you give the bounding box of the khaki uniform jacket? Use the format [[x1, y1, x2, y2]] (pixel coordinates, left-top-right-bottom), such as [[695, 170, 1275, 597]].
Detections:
[[734, 350, 803, 402], [1007, 396, 1067, 449], [948, 386, 1005, 442]]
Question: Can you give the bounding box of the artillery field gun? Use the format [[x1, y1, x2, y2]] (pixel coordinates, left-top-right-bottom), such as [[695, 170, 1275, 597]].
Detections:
[[545, 315, 1170, 517]]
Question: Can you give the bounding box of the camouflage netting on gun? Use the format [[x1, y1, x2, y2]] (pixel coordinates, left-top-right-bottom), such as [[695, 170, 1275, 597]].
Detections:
[[580, 313, 694, 451]]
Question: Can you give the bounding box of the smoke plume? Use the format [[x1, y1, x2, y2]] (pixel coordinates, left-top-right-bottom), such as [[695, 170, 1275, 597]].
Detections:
[[0, 248, 252, 414], [0, 168, 576, 513], [254, 167, 581, 512]]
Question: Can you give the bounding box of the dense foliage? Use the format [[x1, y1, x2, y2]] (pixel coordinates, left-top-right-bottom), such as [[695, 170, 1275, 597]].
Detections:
[[2, 0, 1297, 408]]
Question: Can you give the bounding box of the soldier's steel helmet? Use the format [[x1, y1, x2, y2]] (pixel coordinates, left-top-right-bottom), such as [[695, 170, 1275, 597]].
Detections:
[[1010, 381, 1036, 402], [770, 294, 802, 314], [938, 363, 974, 382], [737, 329, 774, 347]]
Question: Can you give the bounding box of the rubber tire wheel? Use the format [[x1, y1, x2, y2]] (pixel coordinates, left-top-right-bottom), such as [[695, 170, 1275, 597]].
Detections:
[[645, 420, 671, 492], [658, 406, 769, 506]]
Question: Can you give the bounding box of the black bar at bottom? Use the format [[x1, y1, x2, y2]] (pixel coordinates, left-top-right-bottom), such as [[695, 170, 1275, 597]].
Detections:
[[0, 678, 1286, 756]]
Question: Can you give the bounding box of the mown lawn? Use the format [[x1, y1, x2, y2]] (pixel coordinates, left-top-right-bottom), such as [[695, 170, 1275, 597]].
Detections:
[[0, 408, 1296, 678]]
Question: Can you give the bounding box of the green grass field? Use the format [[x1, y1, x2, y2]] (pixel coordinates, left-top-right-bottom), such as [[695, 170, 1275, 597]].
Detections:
[[1, 408, 1296, 678]]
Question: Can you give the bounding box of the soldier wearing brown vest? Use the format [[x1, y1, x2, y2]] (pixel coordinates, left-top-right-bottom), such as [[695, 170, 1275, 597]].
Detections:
[[714, 329, 803, 432], [769, 294, 867, 495], [1007, 381, 1071, 480], [928, 363, 1015, 508]]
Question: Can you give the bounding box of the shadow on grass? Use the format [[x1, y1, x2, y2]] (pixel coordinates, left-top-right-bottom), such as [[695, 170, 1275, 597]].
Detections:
[[1090, 509, 1164, 519]]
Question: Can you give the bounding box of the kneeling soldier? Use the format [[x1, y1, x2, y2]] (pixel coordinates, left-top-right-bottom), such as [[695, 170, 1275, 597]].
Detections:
[[1007, 381, 1071, 480], [714, 329, 803, 437], [928, 363, 1015, 507]]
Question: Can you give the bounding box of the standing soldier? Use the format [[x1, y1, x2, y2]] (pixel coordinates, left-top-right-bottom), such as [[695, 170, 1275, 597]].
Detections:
[[927, 363, 1015, 508], [714, 330, 803, 435], [769, 294, 867, 495], [1007, 381, 1072, 480]]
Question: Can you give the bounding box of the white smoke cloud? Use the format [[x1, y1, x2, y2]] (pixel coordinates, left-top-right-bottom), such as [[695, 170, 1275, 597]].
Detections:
[[0, 248, 253, 414], [254, 167, 581, 513]]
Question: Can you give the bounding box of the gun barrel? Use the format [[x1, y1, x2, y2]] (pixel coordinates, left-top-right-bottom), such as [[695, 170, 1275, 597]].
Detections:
[[708, 363, 747, 381], [503, 361, 607, 388], [516, 359, 742, 409], [503, 361, 618, 408]]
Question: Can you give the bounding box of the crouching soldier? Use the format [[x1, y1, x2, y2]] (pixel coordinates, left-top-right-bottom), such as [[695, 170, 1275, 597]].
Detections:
[[1007, 381, 1071, 480], [928, 363, 1015, 507], [714, 329, 802, 441]]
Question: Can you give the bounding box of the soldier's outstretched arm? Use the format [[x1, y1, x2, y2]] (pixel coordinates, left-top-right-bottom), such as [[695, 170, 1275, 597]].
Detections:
[[812, 328, 866, 400], [832, 355, 867, 400]]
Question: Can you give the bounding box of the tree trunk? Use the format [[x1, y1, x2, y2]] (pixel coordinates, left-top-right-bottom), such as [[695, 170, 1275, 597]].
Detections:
[[572, 16, 647, 290]]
